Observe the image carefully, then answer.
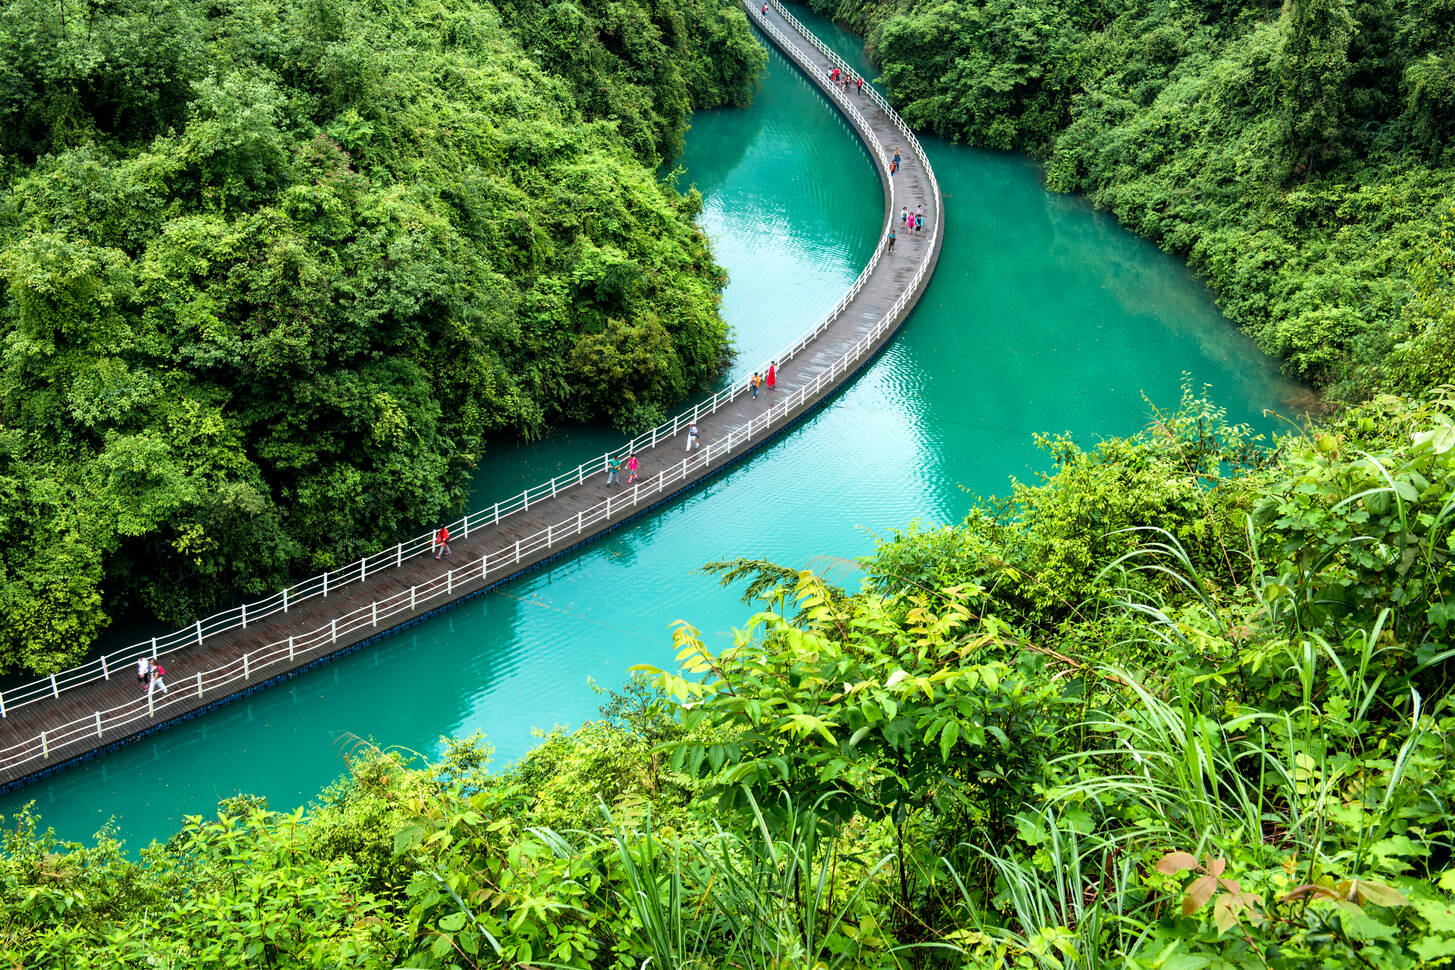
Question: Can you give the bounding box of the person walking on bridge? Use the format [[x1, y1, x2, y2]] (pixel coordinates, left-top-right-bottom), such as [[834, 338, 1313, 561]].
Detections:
[[686, 423, 701, 451], [886, 227, 896, 254], [751, 372, 762, 399], [626, 454, 639, 483], [767, 361, 777, 391], [891, 148, 900, 176], [148, 659, 168, 696], [434, 525, 452, 559], [137, 655, 151, 693], [606, 455, 622, 485]]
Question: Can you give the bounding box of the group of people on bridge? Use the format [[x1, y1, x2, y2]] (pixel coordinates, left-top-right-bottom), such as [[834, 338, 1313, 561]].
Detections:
[[826, 66, 863, 96], [605, 453, 639, 485], [886, 198, 929, 253], [135, 656, 169, 696], [598, 358, 782, 490]]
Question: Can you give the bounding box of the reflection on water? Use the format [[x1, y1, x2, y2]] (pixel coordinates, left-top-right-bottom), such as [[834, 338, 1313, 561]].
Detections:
[[5, 17, 1299, 849]]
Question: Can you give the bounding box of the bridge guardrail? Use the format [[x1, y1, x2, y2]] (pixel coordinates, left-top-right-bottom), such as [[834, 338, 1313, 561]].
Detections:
[[0, 0, 941, 780]]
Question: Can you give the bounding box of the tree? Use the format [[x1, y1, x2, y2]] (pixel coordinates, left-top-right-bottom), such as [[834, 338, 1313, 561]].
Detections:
[[1274, 0, 1358, 178], [638, 572, 1069, 921]]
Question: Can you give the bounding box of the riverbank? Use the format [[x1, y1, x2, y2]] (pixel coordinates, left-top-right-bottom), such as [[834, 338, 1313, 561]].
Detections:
[[10, 386, 1455, 967], [792, 0, 1455, 401], [3, 10, 1297, 847]]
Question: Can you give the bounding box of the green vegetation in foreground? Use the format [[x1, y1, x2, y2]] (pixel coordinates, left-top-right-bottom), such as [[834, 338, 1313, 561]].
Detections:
[[801, 0, 1455, 401], [0, 0, 765, 673], [8, 389, 1455, 967]]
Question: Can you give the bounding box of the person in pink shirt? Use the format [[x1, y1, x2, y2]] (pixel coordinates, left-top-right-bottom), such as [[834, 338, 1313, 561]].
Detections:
[[626, 454, 639, 483], [766, 361, 777, 391]]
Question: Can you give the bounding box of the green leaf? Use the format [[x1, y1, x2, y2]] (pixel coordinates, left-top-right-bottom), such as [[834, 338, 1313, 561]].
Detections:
[[393, 825, 426, 857], [940, 719, 959, 761]]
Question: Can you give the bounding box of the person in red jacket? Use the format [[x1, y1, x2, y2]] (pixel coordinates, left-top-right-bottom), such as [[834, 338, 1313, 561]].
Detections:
[[434, 525, 452, 559], [148, 659, 169, 695]]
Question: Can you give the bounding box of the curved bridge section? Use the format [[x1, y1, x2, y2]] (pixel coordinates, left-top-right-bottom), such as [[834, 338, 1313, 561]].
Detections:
[[0, 1, 943, 791]]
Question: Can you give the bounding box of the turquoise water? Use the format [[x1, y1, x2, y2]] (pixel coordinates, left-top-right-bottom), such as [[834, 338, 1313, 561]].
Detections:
[[3, 17, 1300, 848]]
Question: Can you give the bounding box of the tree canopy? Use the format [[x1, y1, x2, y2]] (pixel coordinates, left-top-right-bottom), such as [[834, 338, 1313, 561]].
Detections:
[[0, 0, 765, 672], [806, 0, 1455, 399]]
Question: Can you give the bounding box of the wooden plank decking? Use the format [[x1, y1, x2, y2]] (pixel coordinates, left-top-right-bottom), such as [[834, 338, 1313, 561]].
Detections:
[[0, 1, 943, 792]]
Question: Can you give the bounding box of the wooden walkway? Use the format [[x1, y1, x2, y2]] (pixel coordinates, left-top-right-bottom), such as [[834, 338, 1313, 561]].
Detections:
[[0, 0, 942, 792]]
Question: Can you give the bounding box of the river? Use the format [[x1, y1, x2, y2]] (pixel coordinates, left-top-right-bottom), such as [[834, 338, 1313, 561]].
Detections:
[[2, 6, 1299, 848]]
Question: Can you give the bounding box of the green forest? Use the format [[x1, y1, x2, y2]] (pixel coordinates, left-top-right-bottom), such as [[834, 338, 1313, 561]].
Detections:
[[8, 0, 1455, 965], [0, 0, 763, 673], [805, 0, 1455, 400]]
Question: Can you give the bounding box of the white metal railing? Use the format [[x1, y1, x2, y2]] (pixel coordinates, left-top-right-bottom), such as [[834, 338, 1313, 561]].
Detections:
[[0, 1, 941, 776]]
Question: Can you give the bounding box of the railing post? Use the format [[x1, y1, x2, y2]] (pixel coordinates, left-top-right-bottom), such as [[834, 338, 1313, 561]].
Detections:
[[410, 586, 416, 611], [288, 636, 295, 662], [551, 480, 557, 498], [493, 503, 500, 525], [547, 525, 552, 547], [372, 602, 378, 627], [243, 653, 250, 681], [397, 543, 403, 567], [515, 540, 521, 564], [50, 673, 58, 698], [633, 483, 640, 504], [283, 588, 289, 613], [360, 558, 366, 582], [461, 513, 470, 540], [651, 426, 658, 448], [147, 690, 154, 719], [324, 571, 329, 597], [101, 654, 109, 681], [524, 492, 530, 511], [331, 619, 337, 643], [577, 510, 583, 534], [194, 620, 202, 646], [95, 711, 102, 739], [241, 603, 247, 629], [153, 637, 159, 658], [447, 570, 453, 595], [1, 691, 7, 718], [577, 466, 584, 486], [197, 671, 203, 697], [41, 730, 48, 759]]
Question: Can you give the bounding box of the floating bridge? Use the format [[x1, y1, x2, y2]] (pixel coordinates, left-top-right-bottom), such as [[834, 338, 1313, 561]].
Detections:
[[0, 0, 943, 791]]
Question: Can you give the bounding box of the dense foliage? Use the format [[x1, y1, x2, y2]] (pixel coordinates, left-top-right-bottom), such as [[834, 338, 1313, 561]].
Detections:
[[802, 0, 1455, 401], [0, 0, 765, 673], [8, 389, 1455, 966]]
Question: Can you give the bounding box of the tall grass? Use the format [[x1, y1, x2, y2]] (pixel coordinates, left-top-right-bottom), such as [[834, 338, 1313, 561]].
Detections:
[[603, 793, 897, 970]]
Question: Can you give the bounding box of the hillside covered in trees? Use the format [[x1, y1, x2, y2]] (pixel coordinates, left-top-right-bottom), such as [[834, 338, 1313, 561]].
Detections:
[[0, 0, 764, 673], [805, 0, 1455, 400], [9, 0, 1455, 966]]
